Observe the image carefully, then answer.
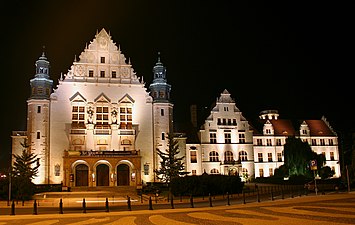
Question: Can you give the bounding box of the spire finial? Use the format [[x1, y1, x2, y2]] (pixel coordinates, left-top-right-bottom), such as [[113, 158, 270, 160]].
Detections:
[[157, 51, 161, 63], [42, 45, 46, 57]]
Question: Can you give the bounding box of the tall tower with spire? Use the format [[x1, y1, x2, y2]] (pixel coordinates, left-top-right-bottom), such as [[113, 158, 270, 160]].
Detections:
[[149, 52, 174, 178], [27, 49, 53, 184]]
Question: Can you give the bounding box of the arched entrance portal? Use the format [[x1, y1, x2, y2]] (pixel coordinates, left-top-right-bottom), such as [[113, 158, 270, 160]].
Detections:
[[75, 164, 89, 187], [117, 164, 129, 186], [96, 164, 110, 186]]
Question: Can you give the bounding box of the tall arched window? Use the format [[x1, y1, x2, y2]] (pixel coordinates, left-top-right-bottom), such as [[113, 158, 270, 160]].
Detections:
[[209, 151, 219, 162], [239, 151, 248, 161], [224, 151, 234, 162]]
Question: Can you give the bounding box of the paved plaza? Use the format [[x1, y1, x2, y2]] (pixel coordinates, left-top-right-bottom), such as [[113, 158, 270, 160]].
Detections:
[[0, 191, 354, 224]]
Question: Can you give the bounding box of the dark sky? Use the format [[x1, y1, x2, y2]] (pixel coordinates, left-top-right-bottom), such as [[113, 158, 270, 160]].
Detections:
[[0, 1, 352, 170]]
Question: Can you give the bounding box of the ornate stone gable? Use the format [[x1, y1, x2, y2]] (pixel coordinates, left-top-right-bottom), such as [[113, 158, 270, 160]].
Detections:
[[62, 28, 141, 84]]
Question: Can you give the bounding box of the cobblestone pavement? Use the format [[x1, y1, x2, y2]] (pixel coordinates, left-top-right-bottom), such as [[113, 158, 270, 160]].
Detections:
[[0, 192, 354, 224]]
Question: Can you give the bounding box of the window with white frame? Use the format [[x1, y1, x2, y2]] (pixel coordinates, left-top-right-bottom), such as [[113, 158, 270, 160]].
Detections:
[[210, 132, 217, 144], [258, 153, 263, 162], [209, 151, 219, 162], [239, 151, 248, 161], [239, 133, 245, 143]]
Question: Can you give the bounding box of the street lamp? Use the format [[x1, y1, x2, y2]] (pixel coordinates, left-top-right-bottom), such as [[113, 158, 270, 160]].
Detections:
[[8, 167, 11, 206]]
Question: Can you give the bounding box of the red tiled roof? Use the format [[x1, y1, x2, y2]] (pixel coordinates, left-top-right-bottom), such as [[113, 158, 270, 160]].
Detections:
[[305, 120, 335, 136], [270, 119, 296, 136]]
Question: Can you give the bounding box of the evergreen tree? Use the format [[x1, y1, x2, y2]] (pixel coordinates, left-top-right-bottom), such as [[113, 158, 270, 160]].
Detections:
[[284, 136, 317, 177], [154, 133, 185, 184], [11, 141, 40, 200]]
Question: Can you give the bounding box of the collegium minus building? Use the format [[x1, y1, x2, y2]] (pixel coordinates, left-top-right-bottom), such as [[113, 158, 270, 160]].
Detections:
[[11, 29, 341, 189]]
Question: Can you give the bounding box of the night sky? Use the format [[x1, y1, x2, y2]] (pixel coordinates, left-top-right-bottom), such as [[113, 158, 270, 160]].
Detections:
[[0, 1, 352, 170]]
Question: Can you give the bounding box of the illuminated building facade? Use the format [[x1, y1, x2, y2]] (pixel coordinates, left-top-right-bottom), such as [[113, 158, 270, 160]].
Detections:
[[12, 29, 174, 188], [185, 92, 341, 180], [11, 29, 340, 189]]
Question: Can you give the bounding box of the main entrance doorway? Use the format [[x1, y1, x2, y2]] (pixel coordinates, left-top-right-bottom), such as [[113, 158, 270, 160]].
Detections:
[[96, 164, 109, 186], [75, 164, 89, 187], [117, 164, 129, 186]]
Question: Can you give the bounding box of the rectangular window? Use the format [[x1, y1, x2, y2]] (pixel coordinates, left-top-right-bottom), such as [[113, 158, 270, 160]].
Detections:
[[96, 106, 109, 126], [112, 71, 116, 78], [54, 164, 60, 176], [258, 153, 263, 162], [277, 153, 282, 162], [266, 129, 271, 134], [311, 139, 317, 145], [224, 132, 231, 144], [276, 139, 281, 146], [210, 132, 217, 144], [257, 139, 263, 146], [268, 153, 273, 162], [37, 131, 40, 139], [192, 170, 196, 175], [144, 164, 149, 175], [161, 109, 164, 116], [217, 118, 221, 125], [37, 106, 41, 113], [190, 151, 197, 163], [162, 132, 165, 140], [224, 106, 228, 111], [330, 152, 334, 160], [239, 133, 245, 143], [89, 70, 94, 77], [269, 168, 273, 176], [266, 139, 272, 146], [100, 71, 105, 77], [101, 57, 105, 63], [329, 139, 333, 146], [320, 139, 325, 146], [259, 169, 264, 177]]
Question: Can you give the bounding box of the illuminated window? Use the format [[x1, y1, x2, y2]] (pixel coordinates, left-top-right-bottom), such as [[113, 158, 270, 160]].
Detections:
[[224, 130, 231, 143], [269, 168, 273, 176], [276, 139, 281, 146], [96, 106, 109, 127], [277, 153, 282, 162], [209, 151, 219, 162], [259, 169, 264, 177], [330, 152, 334, 160], [210, 132, 216, 144], [239, 133, 245, 143], [72, 106, 85, 128], [224, 151, 233, 162], [119, 106, 132, 129], [268, 153, 273, 162], [258, 153, 263, 162], [190, 151, 197, 163], [239, 151, 247, 161]]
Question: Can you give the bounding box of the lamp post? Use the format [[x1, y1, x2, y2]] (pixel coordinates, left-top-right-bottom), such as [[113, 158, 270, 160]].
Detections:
[[8, 167, 11, 206]]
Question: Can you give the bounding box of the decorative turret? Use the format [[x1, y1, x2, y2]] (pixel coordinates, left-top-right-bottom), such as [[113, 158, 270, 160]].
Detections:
[[30, 49, 53, 99], [149, 52, 171, 102]]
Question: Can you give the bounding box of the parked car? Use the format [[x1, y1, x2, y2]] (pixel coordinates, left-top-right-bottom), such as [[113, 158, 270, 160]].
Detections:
[[304, 178, 347, 191]]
